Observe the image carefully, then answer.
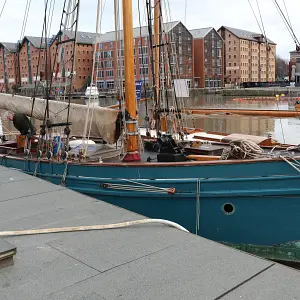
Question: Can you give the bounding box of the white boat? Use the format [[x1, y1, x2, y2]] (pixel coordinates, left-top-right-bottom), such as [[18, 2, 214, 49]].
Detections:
[[84, 85, 99, 99], [84, 85, 99, 105], [0, 116, 3, 143]]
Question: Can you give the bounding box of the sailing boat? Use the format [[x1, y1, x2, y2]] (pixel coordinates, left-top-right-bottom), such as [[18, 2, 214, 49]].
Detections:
[[1, 0, 300, 264]]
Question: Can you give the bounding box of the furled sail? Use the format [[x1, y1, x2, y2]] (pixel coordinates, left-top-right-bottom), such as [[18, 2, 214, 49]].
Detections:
[[0, 93, 119, 144]]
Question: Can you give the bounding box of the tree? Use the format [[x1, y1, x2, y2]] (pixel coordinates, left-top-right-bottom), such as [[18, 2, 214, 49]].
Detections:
[[276, 56, 289, 80]]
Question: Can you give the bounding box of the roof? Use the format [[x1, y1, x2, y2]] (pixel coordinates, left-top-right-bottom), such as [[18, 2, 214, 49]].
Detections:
[[218, 26, 276, 45], [0, 42, 18, 53], [21, 36, 52, 49], [65, 30, 101, 44], [49, 30, 101, 47], [1, 165, 300, 299], [190, 27, 214, 39], [49, 21, 181, 46], [100, 21, 181, 43], [290, 50, 300, 54]]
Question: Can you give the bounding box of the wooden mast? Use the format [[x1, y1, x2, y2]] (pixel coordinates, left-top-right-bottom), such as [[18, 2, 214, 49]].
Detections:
[[122, 0, 141, 162], [154, 0, 166, 132], [154, 0, 160, 103]]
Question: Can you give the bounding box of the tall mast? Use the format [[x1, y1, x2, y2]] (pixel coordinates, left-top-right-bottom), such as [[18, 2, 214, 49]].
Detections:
[[154, 0, 160, 105], [154, 0, 164, 132], [122, 0, 141, 162]]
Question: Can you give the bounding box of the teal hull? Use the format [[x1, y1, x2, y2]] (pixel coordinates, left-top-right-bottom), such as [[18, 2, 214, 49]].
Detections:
[[2, 155, 300, 262]]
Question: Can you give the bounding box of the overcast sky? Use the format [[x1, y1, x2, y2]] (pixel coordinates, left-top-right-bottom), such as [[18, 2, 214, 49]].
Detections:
[[0, 0, 298, 59]]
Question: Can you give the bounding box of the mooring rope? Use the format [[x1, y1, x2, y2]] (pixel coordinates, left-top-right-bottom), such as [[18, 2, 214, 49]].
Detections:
[[280, 156, 300, 173], [102, 178, 176, 194]]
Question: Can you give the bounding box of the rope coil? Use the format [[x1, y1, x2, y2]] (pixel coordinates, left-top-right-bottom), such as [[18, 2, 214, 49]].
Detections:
[[221, 139, 265, 160]]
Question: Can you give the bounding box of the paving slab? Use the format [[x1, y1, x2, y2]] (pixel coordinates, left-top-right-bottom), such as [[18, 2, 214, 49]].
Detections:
[[0, 178, 64, 202], [0, 168, 36, 184], [221, 263, 300, 300]]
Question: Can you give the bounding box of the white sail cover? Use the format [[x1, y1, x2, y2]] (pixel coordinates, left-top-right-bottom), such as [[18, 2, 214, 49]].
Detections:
[[0, 93, 119, 144]]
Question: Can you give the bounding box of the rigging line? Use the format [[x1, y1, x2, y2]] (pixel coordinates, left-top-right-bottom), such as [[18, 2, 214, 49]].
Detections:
[[276, 100, 286, 144], [159, 4, 171, 120], [145, 0, 159, 135], [37, 0, 52, 154], [20, 0, 32, 40], [14, 0, 31, 77], [113, 0, 120, 100], [20, 0, 29, 39], [272, 0, 300, 46], [163, 0, 187, 134], [282, 0, 292, 28], [255, 0, 272, 81], [31, 0, 50, 118], [65, 0, 80, 132], [146, 0, 158, 110], [255, 0, 267, 39], [58, 0, 73, 102], [44, 0, 51, 120], [41, 0, 51, 128], [247, 0, 263, 34], [49, 0, 67, 90], [86, 0, 106, 144], [83, 0, 103, 144], [247, 0, 275, 81], [115, 0, 127, 153], [9, 0, 32, 88], [271, 0, 292, 38], [184, 0, 187, 26], [114, 0, 122, 111], [137, 0, 149, 130], [0, 0, 7, 19], [46, 0, 56, 39]]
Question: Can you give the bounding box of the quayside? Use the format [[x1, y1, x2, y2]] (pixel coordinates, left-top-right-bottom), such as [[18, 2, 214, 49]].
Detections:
[[1, 0, 300, 265]]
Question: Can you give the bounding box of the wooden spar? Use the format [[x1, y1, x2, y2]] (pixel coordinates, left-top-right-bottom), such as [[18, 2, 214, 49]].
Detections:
[[154, 0, 167, 131], [182, 108, 300, 118], [154, 0, 160, 106], [122, 0, 140, 162]]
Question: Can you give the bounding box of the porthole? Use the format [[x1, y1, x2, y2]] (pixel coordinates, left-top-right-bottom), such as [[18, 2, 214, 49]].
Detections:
[[222, 203, 235, 215]]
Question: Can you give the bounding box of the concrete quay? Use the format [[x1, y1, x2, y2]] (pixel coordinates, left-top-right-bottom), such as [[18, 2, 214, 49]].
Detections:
[[0, 165, 300, 299]]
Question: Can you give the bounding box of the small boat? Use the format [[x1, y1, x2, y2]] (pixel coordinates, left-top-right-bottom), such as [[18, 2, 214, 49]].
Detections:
[[84, 85, 99, 103], [0, 116, 4, 143]]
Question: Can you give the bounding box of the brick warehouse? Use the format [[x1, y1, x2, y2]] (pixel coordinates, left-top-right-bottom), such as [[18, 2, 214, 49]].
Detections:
[[49, 31, 98, 92], [0, 23, 280, 93], [0, 42, 19, 92], [190, 27, 224, 88], [94, 21, 194, 90], [18, 36, 51, 85], [218, 26, 276, 85], [289, 50, 300, 82]]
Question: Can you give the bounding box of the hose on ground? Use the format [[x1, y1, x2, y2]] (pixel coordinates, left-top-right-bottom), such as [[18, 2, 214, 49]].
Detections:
[[0, 219, 189, 237]]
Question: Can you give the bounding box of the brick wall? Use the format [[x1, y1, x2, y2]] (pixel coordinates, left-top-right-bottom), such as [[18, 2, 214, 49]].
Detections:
[[50, 35, 94, 92]]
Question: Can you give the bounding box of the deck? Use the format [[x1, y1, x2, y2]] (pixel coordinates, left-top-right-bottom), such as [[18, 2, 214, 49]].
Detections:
[[0, 165, 300, 299]]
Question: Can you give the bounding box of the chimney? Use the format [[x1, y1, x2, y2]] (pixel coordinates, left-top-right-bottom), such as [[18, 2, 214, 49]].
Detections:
[[0, 239, 17, 269]]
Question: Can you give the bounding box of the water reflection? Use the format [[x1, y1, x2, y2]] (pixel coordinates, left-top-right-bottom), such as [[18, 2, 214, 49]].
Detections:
[[1, 94, 300, 145], [137, 94, 299, 144]]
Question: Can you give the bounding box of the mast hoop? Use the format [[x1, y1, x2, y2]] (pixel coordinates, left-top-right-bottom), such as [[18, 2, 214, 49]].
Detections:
[[126, 132, 140, 136], [125, 120, 138, 124]]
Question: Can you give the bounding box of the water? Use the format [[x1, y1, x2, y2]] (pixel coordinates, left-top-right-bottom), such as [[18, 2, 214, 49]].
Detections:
[[1, 94, 300, 145], [136, 94, 300, 145]]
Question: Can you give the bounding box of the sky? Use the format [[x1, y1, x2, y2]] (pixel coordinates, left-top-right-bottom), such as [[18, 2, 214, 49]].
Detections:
[[0, 0, 298, 59]]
